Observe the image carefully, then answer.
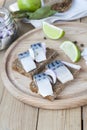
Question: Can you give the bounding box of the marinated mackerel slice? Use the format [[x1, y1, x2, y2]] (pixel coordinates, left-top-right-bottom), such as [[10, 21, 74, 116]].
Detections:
[[33, 73, 53, 97], [29, 42, 46, 62], [46, 60, 74, 84], [12, 48, 58, 79], [33, 73, 55, 101], [18, 50, 36, 72], [53, 68, 79, 99]]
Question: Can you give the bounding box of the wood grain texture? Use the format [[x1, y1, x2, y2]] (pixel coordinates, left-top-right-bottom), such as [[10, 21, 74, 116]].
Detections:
[[83, 106, 87, 130], [0, 89, 38, 130], [37, 108, 81, 130], [0, 51, 5, 103]]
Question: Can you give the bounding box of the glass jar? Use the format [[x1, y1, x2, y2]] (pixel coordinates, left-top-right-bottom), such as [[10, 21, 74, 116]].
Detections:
[[0, 7, 18, 50]]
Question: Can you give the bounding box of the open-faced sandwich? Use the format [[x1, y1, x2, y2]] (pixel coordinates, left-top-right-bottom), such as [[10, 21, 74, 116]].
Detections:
[[12, 42, 58, 79]]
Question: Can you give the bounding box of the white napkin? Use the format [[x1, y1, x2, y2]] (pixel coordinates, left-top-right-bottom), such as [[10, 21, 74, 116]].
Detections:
[[23, 0, 87, 28]]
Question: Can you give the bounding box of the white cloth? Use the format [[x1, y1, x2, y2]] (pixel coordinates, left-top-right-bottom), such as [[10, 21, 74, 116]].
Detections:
[[23, 0, 87, 27]]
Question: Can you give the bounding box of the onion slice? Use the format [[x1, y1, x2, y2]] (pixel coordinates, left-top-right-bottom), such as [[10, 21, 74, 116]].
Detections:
[[62, 61, 81, 70], [81, 48, 87, 65], [45, 69, 57, 84]]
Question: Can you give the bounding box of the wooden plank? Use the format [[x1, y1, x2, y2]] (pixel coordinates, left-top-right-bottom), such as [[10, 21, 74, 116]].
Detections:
[[81, 17, 87, 130], [0, 89, 38, 130], [0, 51, 5, 103], [0, 89, 24, 130], [21, 104, 38, 130], [83, 106, 87, 130], [37, 108, 81, 130]]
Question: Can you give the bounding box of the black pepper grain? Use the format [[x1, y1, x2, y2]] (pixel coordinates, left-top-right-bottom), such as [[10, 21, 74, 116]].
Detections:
[[80, 44, 84, 47], [44, 37, 47, 40], [73, 41, 78, 44]]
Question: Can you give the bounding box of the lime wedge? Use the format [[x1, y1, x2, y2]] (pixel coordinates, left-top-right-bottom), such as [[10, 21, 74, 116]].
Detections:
[[43, 22, 65, 39], [60, 41, 81, 62]]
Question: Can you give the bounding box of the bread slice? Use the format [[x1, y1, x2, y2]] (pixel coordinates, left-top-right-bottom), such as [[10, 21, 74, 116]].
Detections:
[[12, 48, 58, 79]]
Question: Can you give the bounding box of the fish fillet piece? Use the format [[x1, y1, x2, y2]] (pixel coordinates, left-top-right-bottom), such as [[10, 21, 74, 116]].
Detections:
[[18, 51, 36, 72], [33, 73, 53, 97], [30, 43, 46, 62], [12, 48, 58, 79], [47, 60, 74, 84]]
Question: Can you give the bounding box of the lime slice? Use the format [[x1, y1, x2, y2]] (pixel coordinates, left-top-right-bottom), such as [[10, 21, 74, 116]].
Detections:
[[43, 22, 65, 39], [60, 41, 81, 62]]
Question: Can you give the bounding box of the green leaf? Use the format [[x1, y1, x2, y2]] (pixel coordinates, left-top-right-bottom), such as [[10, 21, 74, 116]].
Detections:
[[29, 6, 57, 19], [12, 6, 57, 19]]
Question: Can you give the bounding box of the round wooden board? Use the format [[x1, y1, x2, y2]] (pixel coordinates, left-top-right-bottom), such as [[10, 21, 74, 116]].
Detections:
[[1, 22, 87, 110]]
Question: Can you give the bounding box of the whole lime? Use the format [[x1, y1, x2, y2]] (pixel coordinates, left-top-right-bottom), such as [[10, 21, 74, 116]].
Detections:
[[17, 0, 41, 12]]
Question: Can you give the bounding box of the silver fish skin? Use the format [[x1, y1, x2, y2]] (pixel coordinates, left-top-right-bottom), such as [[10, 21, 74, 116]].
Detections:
[[30, 43, 46, 62], [47, 60, 74, 84], [18, 51, 36, 72], [34, 73, 53, 97]]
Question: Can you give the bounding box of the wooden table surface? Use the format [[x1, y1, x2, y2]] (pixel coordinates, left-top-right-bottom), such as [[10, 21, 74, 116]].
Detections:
[[0, 0, 87, 130]]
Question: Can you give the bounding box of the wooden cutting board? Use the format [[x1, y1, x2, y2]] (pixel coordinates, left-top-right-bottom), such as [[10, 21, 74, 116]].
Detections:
[[1, 22, 87, 110]]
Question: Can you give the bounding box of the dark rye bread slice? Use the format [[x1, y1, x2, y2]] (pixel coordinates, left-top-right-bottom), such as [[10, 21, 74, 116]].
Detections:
[[12, 48, 58, 79], [30, 60, 80, 101]]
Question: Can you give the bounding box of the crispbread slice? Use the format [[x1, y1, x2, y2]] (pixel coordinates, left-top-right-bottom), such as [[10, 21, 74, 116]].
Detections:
[[12, 48, 58, 79]]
